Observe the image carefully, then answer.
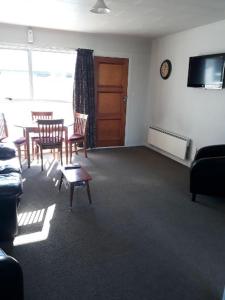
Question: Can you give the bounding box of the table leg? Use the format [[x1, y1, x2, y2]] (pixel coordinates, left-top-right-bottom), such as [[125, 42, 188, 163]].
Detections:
[[70, 183, 74, 210], [26, 129, 31, 168], [64, 127, 68, 164], [86, 181, 92, 204]]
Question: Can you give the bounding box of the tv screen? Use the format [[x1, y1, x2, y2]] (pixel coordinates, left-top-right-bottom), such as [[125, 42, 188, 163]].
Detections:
[[187, 54, 225, 89]]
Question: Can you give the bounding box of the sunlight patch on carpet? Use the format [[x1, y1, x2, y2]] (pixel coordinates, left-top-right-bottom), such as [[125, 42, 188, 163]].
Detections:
[[14, 204, 56, 246]]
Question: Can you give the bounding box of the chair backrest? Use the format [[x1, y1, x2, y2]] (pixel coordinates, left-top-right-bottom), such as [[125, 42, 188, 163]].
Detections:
[[37, 119, 64, 145], [74, 112, 88, 136], [0, 113, 8, 141], [31, 111, 53, 121]]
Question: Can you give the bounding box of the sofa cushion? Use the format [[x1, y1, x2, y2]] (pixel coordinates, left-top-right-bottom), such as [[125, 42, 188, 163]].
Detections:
[[0, 143, 16, 160], [0, 157, 21, 174], [0, 173, 22, 197]]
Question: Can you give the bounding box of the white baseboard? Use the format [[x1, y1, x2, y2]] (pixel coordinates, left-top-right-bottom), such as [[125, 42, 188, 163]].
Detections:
[[92, 144, 192, 168], [92, 145, 140, 150], [145, 143, 191, 168]]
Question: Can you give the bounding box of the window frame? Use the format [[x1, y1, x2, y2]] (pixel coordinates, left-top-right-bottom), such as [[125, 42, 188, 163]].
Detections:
[[0, 45, 76, 103]]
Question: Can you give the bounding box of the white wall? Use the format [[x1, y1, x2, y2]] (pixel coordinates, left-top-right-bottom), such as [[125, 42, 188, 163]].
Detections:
[[0, 23, 151, 146], [146, 19, 225, 164]]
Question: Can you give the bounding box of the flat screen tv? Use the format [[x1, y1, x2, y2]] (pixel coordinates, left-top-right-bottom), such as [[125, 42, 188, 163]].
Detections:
[[187, 53, 225, 89]]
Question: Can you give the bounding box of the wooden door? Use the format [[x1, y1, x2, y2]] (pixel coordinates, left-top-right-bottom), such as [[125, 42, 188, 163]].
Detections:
[[95, 56, 129, 147]]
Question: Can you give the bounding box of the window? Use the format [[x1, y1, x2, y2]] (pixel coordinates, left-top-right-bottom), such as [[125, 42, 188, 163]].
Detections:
[[0, 48, 76, 138], [0, 48, 76, 102], [0, 49, 30, 99], [32, 51, 76, 101]]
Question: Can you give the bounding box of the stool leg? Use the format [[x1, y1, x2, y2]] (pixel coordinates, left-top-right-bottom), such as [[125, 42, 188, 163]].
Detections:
[[70, 184, 74, 210], [86, 181, 92, 204]]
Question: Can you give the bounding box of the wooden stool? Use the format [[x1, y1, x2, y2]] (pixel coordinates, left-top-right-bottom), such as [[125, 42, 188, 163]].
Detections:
[[59, 165, 92, 210]]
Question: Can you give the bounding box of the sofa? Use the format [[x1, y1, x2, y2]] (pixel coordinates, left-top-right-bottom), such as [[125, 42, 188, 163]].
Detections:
[[0, 142, 23, 241], [0, 248, 24, 299], [190, 144, 225, 201]]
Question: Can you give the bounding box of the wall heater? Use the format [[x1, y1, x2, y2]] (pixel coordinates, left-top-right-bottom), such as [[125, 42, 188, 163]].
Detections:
[[148, 126, 190, 160]]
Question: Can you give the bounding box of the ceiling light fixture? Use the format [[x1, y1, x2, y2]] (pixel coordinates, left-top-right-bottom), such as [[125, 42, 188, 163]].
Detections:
[[90, 0, 111, 14]]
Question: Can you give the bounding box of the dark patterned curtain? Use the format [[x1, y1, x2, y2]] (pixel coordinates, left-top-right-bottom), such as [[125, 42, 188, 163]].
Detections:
[[73, 48, 96, 148]]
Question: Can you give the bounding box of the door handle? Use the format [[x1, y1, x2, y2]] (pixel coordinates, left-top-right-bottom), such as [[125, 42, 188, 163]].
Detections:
[[123, 96, 128, 103]]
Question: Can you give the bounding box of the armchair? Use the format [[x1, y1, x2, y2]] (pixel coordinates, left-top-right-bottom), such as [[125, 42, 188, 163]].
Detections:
[[190, 144, 225, 201], [0, 248, 24, 300]]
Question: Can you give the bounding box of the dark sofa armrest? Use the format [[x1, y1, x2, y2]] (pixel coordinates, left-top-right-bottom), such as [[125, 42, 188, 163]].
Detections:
[[0, 142, 16, 160], [0, 249, 24, 299], [191, 156, 225, 177], [194, 144, 225, 161]]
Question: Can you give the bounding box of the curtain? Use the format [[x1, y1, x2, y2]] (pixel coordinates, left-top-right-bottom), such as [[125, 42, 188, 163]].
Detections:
[[73, 48, 96, 148]]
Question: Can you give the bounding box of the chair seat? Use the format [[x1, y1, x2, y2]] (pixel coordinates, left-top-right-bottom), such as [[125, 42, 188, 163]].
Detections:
[[69, 134, 84, 141], [38, 143, 62, 148], [13, 137, 26, 145], [36, 138, 62, 149], [37, 137, 62, 148]]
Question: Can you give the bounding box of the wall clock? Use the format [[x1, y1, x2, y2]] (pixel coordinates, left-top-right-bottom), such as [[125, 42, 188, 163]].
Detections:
[[160, 59, 172, 79]]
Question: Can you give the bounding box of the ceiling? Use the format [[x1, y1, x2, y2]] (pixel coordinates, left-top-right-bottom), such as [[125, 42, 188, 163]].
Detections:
[[0, 0, 225, 38]]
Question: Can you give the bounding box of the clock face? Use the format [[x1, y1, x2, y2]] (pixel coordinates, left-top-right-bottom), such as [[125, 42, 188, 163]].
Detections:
[[160, 60, 172, 79]]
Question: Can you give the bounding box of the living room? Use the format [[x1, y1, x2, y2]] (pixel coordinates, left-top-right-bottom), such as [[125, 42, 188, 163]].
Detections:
[[1, 1, 225, 299]]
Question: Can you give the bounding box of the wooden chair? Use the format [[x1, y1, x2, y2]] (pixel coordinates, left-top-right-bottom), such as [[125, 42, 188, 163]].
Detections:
[[36, 119, 64, 171], [0, 113, 26, 167], [68, 112, 88, 162], [31, 111, 53, 160]]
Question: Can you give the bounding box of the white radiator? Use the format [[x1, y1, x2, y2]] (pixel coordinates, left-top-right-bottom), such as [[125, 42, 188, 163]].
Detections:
[[148, 126, 190, 160]]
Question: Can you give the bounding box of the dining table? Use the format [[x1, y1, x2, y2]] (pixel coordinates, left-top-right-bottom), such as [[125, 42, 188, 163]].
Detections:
[[15, 121, 69, 168]]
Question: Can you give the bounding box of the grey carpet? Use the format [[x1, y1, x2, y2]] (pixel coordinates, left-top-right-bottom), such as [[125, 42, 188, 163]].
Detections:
[[1, 147, 225, 300]]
